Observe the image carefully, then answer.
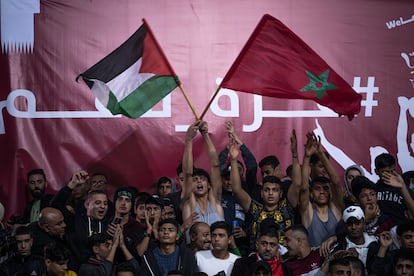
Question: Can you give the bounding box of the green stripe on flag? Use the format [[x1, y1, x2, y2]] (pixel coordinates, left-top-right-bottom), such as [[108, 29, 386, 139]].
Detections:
[[107, 75, 178, 118]]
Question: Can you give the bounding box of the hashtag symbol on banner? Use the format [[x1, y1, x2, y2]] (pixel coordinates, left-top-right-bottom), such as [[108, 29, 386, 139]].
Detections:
[[353, 77, 379, 117]]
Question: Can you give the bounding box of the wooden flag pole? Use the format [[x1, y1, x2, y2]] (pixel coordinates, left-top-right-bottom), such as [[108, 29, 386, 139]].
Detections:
[[178, 84, 200, 120], [199, 85, 222, 120], [142, 18, 199, 120]]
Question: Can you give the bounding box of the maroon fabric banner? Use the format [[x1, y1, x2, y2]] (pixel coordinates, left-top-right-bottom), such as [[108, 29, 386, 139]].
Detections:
[[0, 0, 413, 219]]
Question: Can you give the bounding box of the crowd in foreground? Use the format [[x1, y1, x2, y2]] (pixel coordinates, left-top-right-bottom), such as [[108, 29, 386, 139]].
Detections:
[[0, 120, 414, 276]]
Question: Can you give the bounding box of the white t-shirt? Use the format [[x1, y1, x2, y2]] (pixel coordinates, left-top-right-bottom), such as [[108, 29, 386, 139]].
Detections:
[[196, 250, 239, 276], [345, 232, 378, 265]]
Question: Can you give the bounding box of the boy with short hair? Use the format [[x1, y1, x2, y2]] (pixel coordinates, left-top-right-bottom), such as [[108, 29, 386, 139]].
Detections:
[[141, 219, 197, 276], [196, 221, 239, 275]]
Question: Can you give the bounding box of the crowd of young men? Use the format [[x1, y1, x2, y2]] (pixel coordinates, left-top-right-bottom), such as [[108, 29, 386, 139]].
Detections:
[[1, 120, 414, 276]]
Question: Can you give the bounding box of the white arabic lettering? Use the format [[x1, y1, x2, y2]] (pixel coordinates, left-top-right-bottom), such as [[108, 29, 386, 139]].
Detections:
[[0, 76, 382, 135], [396, 96, 414, 172], [0, 89, 173, 134], [401, 51, 414, 74], [0, 89, 119, 133], [386, 15, 414, 30]]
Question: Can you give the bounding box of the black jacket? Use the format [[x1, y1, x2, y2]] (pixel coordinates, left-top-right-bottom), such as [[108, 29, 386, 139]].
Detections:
[[140, 243, 196, 276], [230, 254, 291, 276], [50, 185, 110, 270], [0, 253, 45, 276]]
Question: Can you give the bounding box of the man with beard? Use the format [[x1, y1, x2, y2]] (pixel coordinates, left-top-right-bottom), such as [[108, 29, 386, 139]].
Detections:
[[26, 169, 54, 223], [299, 133, 344, 248], [10, 169, 54, 225], [230, 221, 290, 276], [0, 226, 45, 276]]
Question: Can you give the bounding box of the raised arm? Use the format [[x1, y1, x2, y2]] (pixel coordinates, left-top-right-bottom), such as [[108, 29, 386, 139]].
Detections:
[[383, 171, 414, 218], [229, 139, 251, 212], [317, 144, 344, 210], [287, 129, 302, 208], [50, 170, 89, 229], [228, 121, 258, 191], [299, 133, 318, 217], [181, 121, 200, 203], [199, 121, 222, 202]]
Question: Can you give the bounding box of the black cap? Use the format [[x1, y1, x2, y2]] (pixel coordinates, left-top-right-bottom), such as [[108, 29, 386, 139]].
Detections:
[[145, 195, 164, 208]]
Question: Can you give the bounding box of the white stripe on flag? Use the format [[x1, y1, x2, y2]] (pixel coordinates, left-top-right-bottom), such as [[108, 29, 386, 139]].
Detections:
[[90, 57, 155, 105]]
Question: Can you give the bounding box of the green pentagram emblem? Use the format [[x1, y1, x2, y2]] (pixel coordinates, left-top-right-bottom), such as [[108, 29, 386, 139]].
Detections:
[[300, 70, 337, 99]]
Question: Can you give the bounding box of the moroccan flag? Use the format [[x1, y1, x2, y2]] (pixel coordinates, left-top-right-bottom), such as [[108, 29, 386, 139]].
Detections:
[[220, 14, 362, 120], [77, 19, 179, 118]]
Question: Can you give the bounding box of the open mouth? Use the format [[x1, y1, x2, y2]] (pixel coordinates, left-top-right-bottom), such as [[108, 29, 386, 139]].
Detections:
[[97, 210, 106, 216]]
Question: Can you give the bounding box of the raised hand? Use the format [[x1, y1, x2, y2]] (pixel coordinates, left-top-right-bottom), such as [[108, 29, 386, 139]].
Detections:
[[229, 138, 240, 160], [319, 235, 337, 257], [181, 212, 199, 233], [383, 171, 404, 188], [199, 120, 209, 135], [290, 129, 298, 157], [364, 202, 380, 222], [186, 121, 201, 142], [225, 121, 235, 138], [304, 132, 319, 158], [379, 231, 393, 248], [232, 225, 246, 239], [68, 170, 89, 189]]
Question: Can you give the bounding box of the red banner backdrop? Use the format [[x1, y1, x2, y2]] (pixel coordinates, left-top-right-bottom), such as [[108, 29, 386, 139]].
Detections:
[[1, 0, 413, 218]]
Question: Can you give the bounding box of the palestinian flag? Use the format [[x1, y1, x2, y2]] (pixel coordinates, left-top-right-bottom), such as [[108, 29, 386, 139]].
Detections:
[[219, 14, 362, 120], [77, 20, 179, 118]]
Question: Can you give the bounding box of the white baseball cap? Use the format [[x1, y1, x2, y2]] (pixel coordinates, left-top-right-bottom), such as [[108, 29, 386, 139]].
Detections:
[[343, 206, 365, 222]]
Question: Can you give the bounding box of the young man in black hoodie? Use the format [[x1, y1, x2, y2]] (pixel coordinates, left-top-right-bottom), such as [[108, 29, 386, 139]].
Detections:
[[78, 226, 138, 276], [141, 218, 197, 276], [0, 226, 45, 276]]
